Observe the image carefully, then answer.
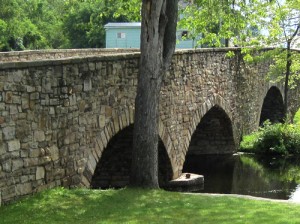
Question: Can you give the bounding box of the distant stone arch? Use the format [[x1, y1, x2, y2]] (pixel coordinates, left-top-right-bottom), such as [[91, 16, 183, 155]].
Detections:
[[81, 108, 174, 188], [259, 86, 285, 125]]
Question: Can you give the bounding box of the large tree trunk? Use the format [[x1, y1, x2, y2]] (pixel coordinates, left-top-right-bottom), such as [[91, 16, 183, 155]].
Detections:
[[130, 0, 178, 188]]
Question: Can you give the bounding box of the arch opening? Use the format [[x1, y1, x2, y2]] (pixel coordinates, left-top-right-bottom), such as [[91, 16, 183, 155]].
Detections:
[[183, 105, 236, 173], [90, 124, 173, 189], [188, 105, 235, 155], [259, 86, 285, 125]]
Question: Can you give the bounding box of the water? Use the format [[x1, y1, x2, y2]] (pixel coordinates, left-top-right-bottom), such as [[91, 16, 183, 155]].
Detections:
[[183, 153, 300, 202]]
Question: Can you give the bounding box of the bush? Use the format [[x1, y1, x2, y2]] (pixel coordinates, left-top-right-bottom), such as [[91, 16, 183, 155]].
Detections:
[[294, 108, 300, 126], [240, 120, 300, 155]]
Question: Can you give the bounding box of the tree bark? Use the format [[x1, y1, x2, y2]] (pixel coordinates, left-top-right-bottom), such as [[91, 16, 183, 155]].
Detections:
[[130, 0, 178, 188]]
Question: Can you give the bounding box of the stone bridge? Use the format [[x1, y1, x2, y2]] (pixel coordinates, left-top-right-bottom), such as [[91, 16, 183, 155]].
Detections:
[[0, 48, 299, 205]]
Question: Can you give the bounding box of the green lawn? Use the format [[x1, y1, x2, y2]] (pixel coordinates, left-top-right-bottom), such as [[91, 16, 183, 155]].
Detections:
[[1, 188, 300, 224]]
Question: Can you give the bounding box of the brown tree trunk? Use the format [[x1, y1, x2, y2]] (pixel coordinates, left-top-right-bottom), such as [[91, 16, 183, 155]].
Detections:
[[130, 0, 178, 188]]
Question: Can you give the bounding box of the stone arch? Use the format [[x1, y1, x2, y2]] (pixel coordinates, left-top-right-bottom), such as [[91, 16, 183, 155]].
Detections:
[[179, 95, 237, 174], [185, 95, 237, 153], [81, 107, 174, 187], [259, 86, 285, 125], [187, 104, 236, 155]]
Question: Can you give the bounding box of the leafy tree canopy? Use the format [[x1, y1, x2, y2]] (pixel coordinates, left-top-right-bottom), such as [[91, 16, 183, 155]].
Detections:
[[0, 0, 141, 51]]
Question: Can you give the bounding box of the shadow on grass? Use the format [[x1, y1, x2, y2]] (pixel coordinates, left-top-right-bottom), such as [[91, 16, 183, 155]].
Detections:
[[1, 188, 300, 224]]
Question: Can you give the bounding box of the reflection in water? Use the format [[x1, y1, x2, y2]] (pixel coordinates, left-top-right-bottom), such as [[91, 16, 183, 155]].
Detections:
[[182, 154, 300, 201]]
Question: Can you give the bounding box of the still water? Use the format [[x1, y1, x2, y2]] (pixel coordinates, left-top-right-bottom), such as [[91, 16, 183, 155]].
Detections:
[[183, 154, 300, 202]]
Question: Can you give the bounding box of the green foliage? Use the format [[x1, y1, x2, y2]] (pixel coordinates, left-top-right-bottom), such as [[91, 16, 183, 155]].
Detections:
[[293, 108, 300, 125], [63, 0, 132, 49], [1, 187, 300, 224], [179, 0, 300, 93], [178, 0, 270, 48], [240, 120, 300, 155], [0, 0, 141, 51], [113, 0, 141, 21]]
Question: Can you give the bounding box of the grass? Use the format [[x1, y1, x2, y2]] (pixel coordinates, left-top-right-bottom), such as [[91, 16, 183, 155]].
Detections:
[[1, 188, 300, 224]]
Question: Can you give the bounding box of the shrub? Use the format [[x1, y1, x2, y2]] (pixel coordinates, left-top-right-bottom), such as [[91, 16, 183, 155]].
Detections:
[[293, 108, 300, 126], [240, 120, 300, 155]]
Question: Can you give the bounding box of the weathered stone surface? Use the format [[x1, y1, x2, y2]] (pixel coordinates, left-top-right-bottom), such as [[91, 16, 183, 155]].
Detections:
[[36, 166, 45, 180], [165, 173, 204, 192], [2, 126, 15, 141], [0, 48, 299, 205], [11, 159, 23, 171], [34, 130, 45, 142], [16, 183, 32, 196], [7, 140, 20, 152], [48, 145, 59, 161]]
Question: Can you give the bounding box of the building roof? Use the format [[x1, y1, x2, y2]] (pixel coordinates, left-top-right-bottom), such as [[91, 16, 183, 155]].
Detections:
[[104, 22, 141, 29]]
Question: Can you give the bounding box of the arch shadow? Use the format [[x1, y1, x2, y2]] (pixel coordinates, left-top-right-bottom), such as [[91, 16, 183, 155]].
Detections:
[[181, 95, 237, 175], [187, 105, 236, 156], [81, 108, 174, 188], [90, 124, 173, 189], [259, 86, 285, 125]]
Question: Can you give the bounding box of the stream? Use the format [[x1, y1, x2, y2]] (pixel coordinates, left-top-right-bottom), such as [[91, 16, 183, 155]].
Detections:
[[183, 153, 300, 202]]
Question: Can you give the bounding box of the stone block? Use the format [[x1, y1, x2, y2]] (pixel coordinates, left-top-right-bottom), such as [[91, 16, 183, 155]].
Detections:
[[98, 115, 106, 128], [49, 107, 55, 115], [34, 130, 45, 142], [5, 92, 13, 103], [2, 159, 11, 172], [9, 105, 19, 115], [30, 92, 39, 100], [36, 166, 45, 180], [29, 148, 41, 158], [23, 158, 39, 167], [42, 77, 52, 93], [2, 126, 15, 140], [12, 159, 23, 171], [1, 186, 16, 202], [84, 78, 92, 91], [48, 145, 59, 161], [49, 98, 59, 105], [7, 140, 20, 151], [16, 182, 32, 196], [26, 86, 35, 93]]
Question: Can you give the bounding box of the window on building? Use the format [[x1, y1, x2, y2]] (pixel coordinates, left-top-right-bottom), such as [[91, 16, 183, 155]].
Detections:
[[177, 31, 189, 41], [181, 31, 188, 38], [117, 32, 126, 39]]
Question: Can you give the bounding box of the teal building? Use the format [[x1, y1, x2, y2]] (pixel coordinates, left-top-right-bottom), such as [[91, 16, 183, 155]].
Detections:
[[104, 22, 195, 49]]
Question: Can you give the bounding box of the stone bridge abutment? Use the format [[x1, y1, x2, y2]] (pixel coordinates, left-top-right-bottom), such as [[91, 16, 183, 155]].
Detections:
[[0, 48, 299, 205]]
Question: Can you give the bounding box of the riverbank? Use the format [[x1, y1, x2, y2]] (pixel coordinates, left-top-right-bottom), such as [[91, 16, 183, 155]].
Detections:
[[1, 188, 300, 224]]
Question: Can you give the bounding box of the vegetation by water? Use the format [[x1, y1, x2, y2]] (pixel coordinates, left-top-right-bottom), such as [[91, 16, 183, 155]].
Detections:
[[1, 187, 300, 224], [240, 119, 300, 155]]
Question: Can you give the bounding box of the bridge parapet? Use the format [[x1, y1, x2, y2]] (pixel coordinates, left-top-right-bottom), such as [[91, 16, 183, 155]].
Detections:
[[0, 48, 139, 63]]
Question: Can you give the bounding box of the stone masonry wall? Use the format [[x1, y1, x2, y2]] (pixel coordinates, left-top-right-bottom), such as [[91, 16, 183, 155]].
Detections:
[[0, 52, 140, 205], [0, 48, 299, 205]]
